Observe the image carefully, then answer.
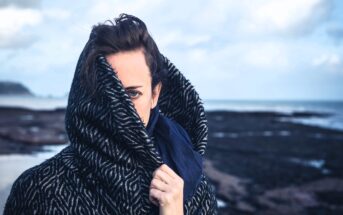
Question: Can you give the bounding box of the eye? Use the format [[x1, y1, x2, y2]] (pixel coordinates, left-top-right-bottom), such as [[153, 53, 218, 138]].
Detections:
[[126, 90, 142, 99]]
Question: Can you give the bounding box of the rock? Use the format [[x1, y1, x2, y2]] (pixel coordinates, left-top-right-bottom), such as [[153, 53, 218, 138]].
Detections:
[[0, 107, 67, 154]]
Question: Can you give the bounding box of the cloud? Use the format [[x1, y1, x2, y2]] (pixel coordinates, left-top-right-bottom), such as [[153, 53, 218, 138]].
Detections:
[[42, 8, 71, 21], [0, 7, 42, 49], [1, 0, 342, 99], [156, 30, 211, 50], [0, 33, 38, 49], [312, 53, 342, 73], [0, 4, 70, 49], [88, 0, 165, 22], [327, 24, 343, 44], [233, 0, 333, 37], [0, 0, 41, 8], [243, 43, 290, 69]]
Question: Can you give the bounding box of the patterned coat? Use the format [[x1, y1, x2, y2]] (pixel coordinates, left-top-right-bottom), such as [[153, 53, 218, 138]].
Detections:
[[4, 38, 218, 215]]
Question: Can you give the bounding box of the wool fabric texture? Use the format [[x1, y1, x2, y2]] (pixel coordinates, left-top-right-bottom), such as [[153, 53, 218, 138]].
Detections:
[[4, 31, 218, 215]]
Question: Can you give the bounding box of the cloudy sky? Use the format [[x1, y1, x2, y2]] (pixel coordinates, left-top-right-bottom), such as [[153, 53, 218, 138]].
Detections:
[[1, 0, 342, 100]]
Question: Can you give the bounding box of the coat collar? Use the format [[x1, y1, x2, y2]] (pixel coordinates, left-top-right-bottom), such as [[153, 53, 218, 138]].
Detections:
[[65, 36, 208, 173]]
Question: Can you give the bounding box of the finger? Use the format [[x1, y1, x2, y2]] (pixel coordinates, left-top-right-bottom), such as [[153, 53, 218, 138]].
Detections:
[[149, 188, 164, 205], [149, 195, 159, 206], [150, 178, 169, 192], [160, 164, 179, 179], [153, 168, 173, 184]]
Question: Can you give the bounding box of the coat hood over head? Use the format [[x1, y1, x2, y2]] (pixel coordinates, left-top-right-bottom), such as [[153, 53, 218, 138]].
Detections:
[[62, 28, 218, 214], [65, 32, 209, 173], [4, 27, 217, 215]]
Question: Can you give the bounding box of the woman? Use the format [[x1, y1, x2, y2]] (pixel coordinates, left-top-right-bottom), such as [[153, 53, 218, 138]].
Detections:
[[4, 14, 218, 215]]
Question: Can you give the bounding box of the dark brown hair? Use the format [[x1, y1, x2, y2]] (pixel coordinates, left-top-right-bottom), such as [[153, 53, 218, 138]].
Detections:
[[82, 13, 166, 96]]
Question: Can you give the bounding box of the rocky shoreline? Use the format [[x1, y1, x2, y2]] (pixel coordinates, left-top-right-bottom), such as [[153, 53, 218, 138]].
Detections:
[[205, 110, 343, 214], [1, 107, 342, 214], [0, 107, 67, 155]]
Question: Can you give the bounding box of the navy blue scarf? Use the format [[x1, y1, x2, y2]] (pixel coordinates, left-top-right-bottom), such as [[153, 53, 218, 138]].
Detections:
[[146, 105, 203, 202]]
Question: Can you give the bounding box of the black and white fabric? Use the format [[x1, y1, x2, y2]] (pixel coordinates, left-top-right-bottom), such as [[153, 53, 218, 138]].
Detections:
[[4, 35, 218, 215]]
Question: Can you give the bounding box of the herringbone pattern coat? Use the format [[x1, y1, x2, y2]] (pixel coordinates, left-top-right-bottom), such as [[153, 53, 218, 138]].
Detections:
[[4, 38, 218, 215]]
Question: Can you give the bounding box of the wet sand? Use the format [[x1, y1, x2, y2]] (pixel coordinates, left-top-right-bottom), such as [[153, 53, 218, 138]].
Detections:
[[0, 107, 343, 214]]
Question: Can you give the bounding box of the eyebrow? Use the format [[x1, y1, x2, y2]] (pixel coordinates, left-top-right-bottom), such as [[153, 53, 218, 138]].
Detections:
[[125, 86, 143, 90]]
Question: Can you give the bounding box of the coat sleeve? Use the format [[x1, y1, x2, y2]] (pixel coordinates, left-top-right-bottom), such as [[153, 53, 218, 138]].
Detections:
[[3, 169, 40, 215]]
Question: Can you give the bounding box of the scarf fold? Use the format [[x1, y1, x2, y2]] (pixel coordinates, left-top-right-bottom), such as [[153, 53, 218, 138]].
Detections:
[[146, 105, 203, 202]]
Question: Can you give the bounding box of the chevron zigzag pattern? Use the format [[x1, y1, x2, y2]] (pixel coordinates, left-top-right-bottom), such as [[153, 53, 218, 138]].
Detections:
[[4, 38, 218, 214]]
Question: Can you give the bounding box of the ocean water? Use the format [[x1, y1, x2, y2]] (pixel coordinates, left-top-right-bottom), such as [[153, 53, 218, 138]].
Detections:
[[0, 95, 68, 110], [0, 96, 342, 131], [204, 100, 343, 131]]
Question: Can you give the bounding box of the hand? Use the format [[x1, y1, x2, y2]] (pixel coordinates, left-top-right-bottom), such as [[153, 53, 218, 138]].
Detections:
[[149, 164, 184, 215]]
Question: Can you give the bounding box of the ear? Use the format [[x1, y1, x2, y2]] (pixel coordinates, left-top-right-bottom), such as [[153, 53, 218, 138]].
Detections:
[[151, 82, 162, 109]]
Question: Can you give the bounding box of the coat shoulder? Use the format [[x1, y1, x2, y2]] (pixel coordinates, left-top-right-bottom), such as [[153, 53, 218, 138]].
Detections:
[[3, 151, 69, 214]]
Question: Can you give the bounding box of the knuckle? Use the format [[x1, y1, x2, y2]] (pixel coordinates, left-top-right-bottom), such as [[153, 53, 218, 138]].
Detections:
[[171, 187, 177, 194], [159, 194, 166, 204], [164, 193, 172, 203], [161, 164, 169, 170], [174, 177, 183, 186], [150, 179, 156, 187], [152, 172, 158, 179], [172, 184, 180, 193], [179, 178, 184, 186], [153, 167, 162, 176], [155, 169, 161, 176], [149, 188, 154, 196]]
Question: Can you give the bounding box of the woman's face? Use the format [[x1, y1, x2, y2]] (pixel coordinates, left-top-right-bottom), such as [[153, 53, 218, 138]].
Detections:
[[106, 48, 162, 127]]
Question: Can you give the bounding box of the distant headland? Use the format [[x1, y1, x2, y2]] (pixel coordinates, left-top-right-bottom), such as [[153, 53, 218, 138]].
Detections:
[[0, 81, 33, 96]]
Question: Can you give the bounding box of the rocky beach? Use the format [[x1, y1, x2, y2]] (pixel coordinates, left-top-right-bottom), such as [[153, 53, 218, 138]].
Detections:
[[0, 106, 343, 214], [205, 110, 343, 214]]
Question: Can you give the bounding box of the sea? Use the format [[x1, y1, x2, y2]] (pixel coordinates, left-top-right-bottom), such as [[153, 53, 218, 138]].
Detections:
[[1, 95, 343, 131], [205, 99, 343, 131], [0, 96, 342, 211]]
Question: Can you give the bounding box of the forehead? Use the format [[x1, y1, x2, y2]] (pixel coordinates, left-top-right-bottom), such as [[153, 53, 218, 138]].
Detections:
[[106, 49, 151, 87]]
